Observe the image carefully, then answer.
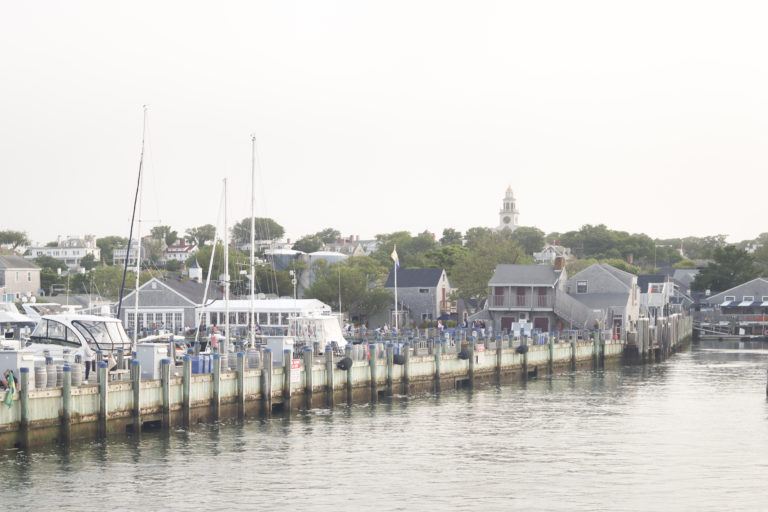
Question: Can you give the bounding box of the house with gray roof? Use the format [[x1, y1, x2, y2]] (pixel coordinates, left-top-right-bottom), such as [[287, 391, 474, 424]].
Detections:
[[118, 275, 224, 335], [485, 262, 568, 332], [382, 268, 451, 327], [566, 263, 640, 338], [0, 255, 41, 301]]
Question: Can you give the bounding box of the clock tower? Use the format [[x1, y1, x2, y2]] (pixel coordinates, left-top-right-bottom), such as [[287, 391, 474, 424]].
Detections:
[[497, 185, 519, 231]]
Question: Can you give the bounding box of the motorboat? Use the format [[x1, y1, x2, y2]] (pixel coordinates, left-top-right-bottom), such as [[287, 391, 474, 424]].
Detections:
[[26, 313, 132, 363], [0, 303, 36, 349]]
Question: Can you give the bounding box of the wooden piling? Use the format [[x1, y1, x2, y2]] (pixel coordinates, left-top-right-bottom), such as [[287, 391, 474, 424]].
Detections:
[[570, 331, 577, 371], [261, 349, 271, 417], [19, 368, 29, 449], [161, 358, 171, 430], [592, 331, 599, 370], [212, 354, 221, 420], [182, 355, 191, 427], [403, 341, 411, 394], [548, 334, 554, 374], [468, 339, 475, 388], [496, 337, 503, 381], [131, 359, 141, 434], [98, 361, 108, 436], [522, 335, 528, 381], [324, 346, 334, 407], [61, 365, 72, 444], [386, 343, 394, 395], [303, 346, 313, 405], [369, 343, 377, 402], [237, 352, 246, 418], [434, 340, 441, 392], [283, 348, 292, 409], [344, 344, 353, 402]]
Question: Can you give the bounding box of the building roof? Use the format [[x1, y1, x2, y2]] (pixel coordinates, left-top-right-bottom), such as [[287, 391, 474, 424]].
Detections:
[[0, 254, 40, 270], [385, 268, 445, 288], [570, 292, 630, 312], [705, 278, 768, 304], [121, 275, 224, 307], [488, 264, 560, 287]]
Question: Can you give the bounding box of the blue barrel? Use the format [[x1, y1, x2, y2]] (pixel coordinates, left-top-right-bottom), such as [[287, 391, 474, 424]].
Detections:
[[191, 355, 202, 374], [204, 354, 212, 373]]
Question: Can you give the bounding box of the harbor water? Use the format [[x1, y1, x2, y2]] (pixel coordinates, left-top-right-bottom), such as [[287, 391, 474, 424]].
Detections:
[[2, 340, 767, 511]]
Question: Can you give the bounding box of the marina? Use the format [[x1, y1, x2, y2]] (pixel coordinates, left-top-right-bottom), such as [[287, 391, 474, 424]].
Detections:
[[0, 314, 691, 449]]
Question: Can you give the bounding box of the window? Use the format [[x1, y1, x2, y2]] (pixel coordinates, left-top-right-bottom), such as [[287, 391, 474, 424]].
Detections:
[[577, 281, 587, 293], [763, 296, 768, 302], [27, 272, 31, 282], [419, 288, 429, 294], [743, 296, 754, 302], [422, 313, 433, 321], [650, 284, 663, 294], [174, 312, 182, 329], [127, 313, 135, 331], [724, 296, 735, 302]]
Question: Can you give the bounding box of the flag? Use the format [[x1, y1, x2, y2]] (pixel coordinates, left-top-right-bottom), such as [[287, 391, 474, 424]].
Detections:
[[4, 371, 15, 408], [391, 246, 399, 268]]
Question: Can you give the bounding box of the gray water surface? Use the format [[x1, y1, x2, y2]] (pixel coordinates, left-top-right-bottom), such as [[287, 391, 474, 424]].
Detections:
[[3, 340, 767, 511]]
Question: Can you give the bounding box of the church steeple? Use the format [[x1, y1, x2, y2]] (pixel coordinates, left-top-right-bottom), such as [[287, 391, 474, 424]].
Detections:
[[497, 185, 520, 231]]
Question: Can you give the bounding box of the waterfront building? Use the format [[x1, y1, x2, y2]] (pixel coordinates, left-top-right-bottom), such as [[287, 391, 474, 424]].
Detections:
[[118, 275, 224, 334], [699, 277, 768, 336], [0, 255, 41, 301], [565, 263, 640, 337], [533, 243, 573, 265], [381, 268, 452, 327], [25, 235, 100, 271]]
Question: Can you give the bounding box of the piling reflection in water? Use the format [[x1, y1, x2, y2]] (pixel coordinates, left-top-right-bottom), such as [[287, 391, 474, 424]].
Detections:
[[0, 340, 767, 511]]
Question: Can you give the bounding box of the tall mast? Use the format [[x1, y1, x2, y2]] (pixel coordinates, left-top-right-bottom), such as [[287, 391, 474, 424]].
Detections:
[[224, 177, 230, 353], [133, 105, 147, 350], [250, 136, 256, 347]]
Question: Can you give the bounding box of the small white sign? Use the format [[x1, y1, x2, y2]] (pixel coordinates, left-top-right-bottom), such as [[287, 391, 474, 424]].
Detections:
[[291, 359, 301, 383]]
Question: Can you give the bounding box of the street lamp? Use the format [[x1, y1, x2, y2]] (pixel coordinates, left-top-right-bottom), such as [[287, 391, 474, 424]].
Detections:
[[289, 270, 297, 300]]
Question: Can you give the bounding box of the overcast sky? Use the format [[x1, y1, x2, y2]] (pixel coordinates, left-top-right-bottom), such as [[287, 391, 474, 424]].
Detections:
[[2, 1, 767, 247]]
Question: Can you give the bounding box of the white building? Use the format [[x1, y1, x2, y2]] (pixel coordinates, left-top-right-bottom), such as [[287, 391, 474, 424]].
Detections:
[[496, 186, 520, 232], [164, 239, 198, 263], [26, 235, 101, 271], [113, 241, 146, 267]]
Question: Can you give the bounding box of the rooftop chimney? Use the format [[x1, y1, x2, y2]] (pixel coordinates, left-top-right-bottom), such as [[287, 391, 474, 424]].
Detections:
[[554, 256, 564, 272]]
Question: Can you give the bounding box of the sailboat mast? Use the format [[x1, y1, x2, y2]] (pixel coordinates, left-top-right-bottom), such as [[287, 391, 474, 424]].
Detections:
[[224, 177, 230, 353], [250, 136, 256, 347], [132, 105, 147, 350]]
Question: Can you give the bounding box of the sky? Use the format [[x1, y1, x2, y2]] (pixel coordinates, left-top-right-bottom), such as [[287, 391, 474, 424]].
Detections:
[[2, 1, 767, 247]]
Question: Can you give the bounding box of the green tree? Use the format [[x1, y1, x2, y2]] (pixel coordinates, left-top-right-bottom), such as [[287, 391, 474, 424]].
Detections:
[[304, 257, 390, 321], [371, 231, 438, 269], [424, 244, 469, 275], [673, 258, 697, 269], [316, 228, 341, 243], [96, 236, 128, 264], [509, 226, 545, 255], [89, 265, 151, 300], [0, 230, 30, 250], [34, 255, 67, 272], [185, 224, 216, 247], [292, 235, 323, 253], [464, 227, 494, 249], [150, 225, 178, 246], [692, 246, 758, 292], [231, 217, 285, 245], [80, 253, 98, 271], [45, 241, 58, 247], [439, 228, 463, 246], [142, 238, 166, 266], [40, 268, 63, 295], [450, 233, 528, 301]]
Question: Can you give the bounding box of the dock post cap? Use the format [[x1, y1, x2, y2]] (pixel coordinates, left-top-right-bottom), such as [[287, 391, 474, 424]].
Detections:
[[213, 354, 221, 360], [368, 344, 376, 349], [302, 346, 312, 352], [117, 348, 124, 353], [161, 358, 171, 365], [283, 349, 292, 355], [130, 359, 140, 366], [183, 355, 190, 361], [386, 343, 394, 348], [20, 367, 29, 373], [63, 365, 71, 372], [403, 341, 410, 347], [97, 362, 107, 368], [325, 345, 332, 351], [238, 351, 246, 357]]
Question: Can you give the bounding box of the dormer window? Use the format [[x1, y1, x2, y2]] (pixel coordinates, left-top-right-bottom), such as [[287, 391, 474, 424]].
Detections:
[[577, 281, 587, 294], [724, 296, 735, 302], [743, 296, 754, 302]]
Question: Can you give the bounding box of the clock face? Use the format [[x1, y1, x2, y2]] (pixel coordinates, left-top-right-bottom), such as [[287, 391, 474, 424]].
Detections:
[[503, 216, 511, 224]]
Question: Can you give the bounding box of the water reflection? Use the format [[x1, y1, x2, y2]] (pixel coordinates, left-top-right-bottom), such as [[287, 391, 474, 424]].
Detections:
[[1, 343, 767, 511]]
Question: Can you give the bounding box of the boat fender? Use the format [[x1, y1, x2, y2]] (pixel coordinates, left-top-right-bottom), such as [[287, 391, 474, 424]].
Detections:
[[515, 345, 528, 354], [336, 357, 353, 371], [458, 349, 470, 360], [393, 354, 405, 365]]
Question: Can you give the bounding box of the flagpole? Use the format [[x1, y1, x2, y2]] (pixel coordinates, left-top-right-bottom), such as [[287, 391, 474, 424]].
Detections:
[[393, 244, 398, 331]]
